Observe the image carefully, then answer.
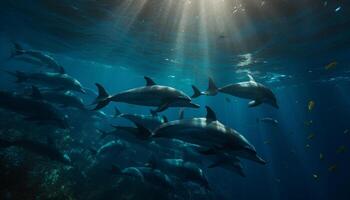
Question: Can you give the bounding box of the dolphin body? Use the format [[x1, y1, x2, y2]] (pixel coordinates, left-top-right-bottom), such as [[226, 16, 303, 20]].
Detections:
[[137, 106, 266, 165], [0, 91, 68, 129], [0, 137, 71, 165], [114, 107, 167, 131], [5, 70, 86, 94], [111, 165, 174, 190], [96, 140, 128, 156], [218, 75, 278, 108], [10, 43, 65, 73], [92, 77, 200, 113], [31, 86, 86, 110], [146, 157, 210, 190]]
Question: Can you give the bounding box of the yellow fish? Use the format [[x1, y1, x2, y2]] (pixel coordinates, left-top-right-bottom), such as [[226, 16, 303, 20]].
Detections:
[[336, 145, 347, 154], [319, 153, 324, 160], [325, 61, 337, 70], [328, 165, 337, 172], [308, 100, 315, 111]]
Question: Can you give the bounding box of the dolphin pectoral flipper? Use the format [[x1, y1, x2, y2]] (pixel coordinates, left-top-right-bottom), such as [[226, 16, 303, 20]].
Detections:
[[248, 100, 262, 108], [151, 100, 171, 113]]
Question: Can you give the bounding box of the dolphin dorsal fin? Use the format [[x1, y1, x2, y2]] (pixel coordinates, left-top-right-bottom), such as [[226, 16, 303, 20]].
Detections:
[[144, 76, 156, 86], [207, 77, 218, 92], [247, 74, 255, 82], [31, 85, 43, 100], [205, 106, 217, 122]]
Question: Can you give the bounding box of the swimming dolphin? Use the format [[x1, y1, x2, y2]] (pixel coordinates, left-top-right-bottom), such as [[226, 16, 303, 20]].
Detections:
[[91, 76, 200, 113], [110, 165, 174, 190], [10, 42, 65, 73], [0, 91, 68, 129], [191, 77, 218, 98], [114, 107, 167, 130], [218, 74, 278, 108], [146, 157, 211, 190], [137, 106, 266, 165], [4, 70, 86, 94], [0, 137, 71, 165], [31, 86, 86, 110]]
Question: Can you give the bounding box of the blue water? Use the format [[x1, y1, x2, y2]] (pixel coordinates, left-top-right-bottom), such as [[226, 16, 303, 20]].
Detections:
[[0, 1, 350, 200]]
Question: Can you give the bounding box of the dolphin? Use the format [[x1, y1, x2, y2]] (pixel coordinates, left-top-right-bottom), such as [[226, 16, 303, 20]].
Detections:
[[31, 86, 86, 110], [114, 107, 167, 130], [0, 91, 68, 129], [91, 76, 200, 113], [110, 165, 174, 190], [191, 77, 218, 98], [4, 70, 86, 94], [137, 106, 266, 165], [146, 157, 211, 190], [10, 42, 65, 73], [0, 137, 71, 165], [218, 74, 278, 108]]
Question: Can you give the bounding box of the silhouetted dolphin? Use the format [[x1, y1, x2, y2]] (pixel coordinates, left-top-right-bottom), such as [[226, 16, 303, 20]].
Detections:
[[5, 70, 86, 94], [114, 107, 167, 130], [219, 74, 278, 108], [92, 76, 199, 113], [31, 86, 86, 110], [0, 90, 68, 129], [10, 42, 65, 73], [133, 106, 266, 165], [146, 157, 211, 190]]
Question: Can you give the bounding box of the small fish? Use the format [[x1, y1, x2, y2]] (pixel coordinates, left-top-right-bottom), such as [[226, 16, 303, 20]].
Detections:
[[328, 165, 337, 172], [336, 145, 347, 154], [344, 129, 349, 134], [319, 153, 324, 160], [325, 61, 337, 70], [313, 174, 319, 180], [308, 100, 315, 111], [305, 144, 311, 148], [307, 133, 315, 140]]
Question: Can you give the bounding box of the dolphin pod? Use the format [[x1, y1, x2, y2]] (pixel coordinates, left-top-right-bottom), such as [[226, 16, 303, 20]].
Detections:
[[192, 74, 279, 108], [91, 76, 200, 113]]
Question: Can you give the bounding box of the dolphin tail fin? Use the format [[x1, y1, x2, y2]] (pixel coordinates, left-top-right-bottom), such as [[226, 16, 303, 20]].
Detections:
[[91, 83, 111, 110], [191, 85, 202, 98], [114, 107, 122, 117], [206, 77, 218, 94]]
